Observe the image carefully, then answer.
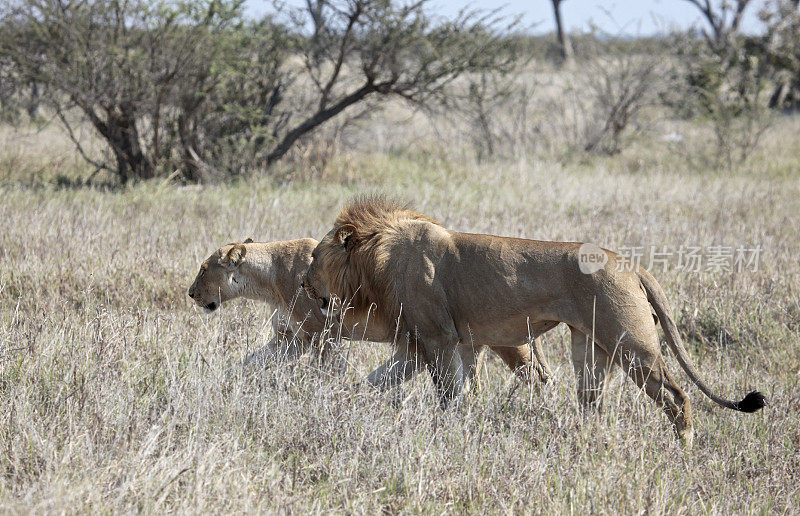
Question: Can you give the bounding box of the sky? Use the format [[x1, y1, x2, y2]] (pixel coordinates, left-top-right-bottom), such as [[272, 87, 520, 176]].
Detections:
[[246, 0, 770, 36]]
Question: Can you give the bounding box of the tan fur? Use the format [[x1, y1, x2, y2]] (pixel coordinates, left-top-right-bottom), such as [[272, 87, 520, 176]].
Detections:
[[305, 197, 765, 447], [188, 238, 549, 388], [188, 239, 326, 363]]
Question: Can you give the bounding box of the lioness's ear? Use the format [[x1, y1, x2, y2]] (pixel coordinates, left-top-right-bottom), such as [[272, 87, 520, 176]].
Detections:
[[243, 237, 254, 244], [335, 224, 356, 250], [221, 243, 247, 267]]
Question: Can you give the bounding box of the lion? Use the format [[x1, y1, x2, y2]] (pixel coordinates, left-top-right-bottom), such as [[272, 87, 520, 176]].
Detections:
[[187, 238, 552, 391], [303, 197, 765, 447]]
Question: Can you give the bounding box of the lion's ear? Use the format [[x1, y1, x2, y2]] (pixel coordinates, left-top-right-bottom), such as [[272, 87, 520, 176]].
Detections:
[[335, 224, 356, 250], [221, 243, 247, 267], [243, 237, 254, 244]]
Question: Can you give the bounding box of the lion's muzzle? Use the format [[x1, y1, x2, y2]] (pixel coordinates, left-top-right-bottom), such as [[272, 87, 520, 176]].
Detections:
[[301, 281, 330, 316]]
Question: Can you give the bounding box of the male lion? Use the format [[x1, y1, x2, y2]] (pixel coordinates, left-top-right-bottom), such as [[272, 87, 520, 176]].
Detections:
[[187, 238, 550, 391], [303, 198, 765, 447]]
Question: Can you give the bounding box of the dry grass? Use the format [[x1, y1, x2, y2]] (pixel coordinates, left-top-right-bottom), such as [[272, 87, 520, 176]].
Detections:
[[1, 101, 800, 513]]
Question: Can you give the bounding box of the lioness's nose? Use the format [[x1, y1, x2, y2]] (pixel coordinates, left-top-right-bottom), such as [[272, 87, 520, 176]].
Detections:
[[188, 288, 195, 299]]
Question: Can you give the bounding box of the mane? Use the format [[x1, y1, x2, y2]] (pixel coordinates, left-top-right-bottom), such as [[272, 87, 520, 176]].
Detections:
[[321, 196, 439, 325], [334, 195, 440, 231]]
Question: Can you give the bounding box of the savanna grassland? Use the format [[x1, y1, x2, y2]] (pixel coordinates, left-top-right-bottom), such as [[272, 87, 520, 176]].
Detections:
[[2, 85, 800, 513]]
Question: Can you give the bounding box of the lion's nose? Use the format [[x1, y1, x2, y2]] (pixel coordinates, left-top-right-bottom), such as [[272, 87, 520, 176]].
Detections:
[[188, 289, 195, 299]]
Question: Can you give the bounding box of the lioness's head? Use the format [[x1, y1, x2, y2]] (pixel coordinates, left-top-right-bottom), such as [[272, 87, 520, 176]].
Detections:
[[188, 239, 253, 313]]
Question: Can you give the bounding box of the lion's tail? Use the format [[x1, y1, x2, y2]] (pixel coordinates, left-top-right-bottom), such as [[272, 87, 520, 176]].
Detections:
[[637, 268, 765, 413]]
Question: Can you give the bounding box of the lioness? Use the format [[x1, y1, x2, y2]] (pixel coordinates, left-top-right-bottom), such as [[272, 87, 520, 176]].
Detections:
[[187, 238, 551, 391], [303, 198, 765, 446]]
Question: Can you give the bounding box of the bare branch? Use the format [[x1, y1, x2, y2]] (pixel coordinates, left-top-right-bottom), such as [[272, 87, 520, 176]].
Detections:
[[266, 81, 377, 165], [683, 0, 753, 48], [53, 104, 111, 173], [318, 1, 363, 109]]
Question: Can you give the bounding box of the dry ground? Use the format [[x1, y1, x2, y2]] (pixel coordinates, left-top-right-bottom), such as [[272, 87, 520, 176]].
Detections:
[[1, 112, 799, 513]]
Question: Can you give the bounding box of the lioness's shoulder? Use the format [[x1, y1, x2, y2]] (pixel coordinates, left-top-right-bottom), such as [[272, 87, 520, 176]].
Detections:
[[254, 238, 318, 253], [295, 237, 319, 251], [235, 238, 318, 267], [283, 238, 318, 261]]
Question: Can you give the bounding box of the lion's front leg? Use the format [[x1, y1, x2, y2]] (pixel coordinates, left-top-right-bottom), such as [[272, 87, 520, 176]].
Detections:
[[423, 339, 464, 409]]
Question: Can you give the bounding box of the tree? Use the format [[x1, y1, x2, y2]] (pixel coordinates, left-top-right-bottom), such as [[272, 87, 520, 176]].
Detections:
[[581, 53, 658, 155], [262, 0, 519, 166], [762, 0, 800, 108], [665, 27, 773, 169], [549, 0, 572, 63], [0, 0, 247, 182], [0, 0, 520, 183], [0, 47, 19, 121], [683, 0, 753, 54]]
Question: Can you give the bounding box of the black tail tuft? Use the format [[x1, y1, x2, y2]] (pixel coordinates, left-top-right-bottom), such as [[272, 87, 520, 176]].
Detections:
[[735, 391, 766, 413]]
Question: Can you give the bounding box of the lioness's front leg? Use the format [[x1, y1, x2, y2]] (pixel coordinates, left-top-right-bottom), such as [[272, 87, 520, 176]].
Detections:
[[460, 344, 488, 394], [365, 344, 424, 391], [487, 338, 552, 385], [241, 335, 282, 370], [363, 343, 486, 395], [242, 329, 307, 370]]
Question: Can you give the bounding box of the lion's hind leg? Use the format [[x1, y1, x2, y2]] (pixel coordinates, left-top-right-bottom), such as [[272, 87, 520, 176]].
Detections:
[[569, 327, 614, 408], [576, 305, 695, 446], [618, 349, 694, 448]]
